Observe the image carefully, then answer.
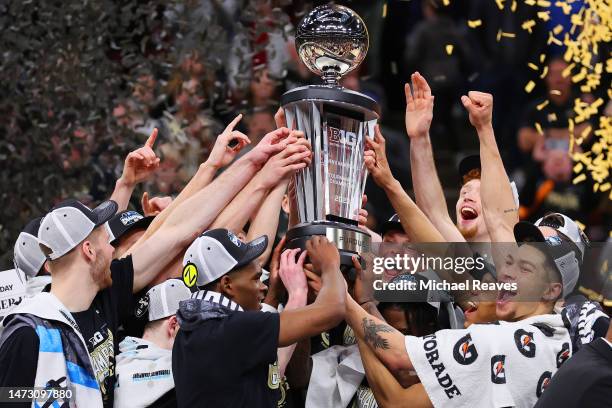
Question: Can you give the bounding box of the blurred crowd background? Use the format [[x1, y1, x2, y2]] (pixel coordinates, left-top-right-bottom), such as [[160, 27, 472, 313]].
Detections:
[[1, 0, 610, 267]]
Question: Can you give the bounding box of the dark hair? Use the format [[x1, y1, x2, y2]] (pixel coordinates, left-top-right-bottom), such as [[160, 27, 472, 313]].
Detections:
[[378, 302, 439, 336]]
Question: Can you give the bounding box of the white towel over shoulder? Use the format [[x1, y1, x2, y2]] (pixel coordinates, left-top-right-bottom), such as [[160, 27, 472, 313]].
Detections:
[[405, 314, 571, 408]]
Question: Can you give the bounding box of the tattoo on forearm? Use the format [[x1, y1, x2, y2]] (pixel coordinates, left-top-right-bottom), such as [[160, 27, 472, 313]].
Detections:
[[362, 317, 394, 349]]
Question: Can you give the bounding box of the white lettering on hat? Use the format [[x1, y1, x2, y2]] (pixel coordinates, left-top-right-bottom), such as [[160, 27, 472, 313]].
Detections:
[[227, 231, 242, 247], [120, 211, 143, 226]]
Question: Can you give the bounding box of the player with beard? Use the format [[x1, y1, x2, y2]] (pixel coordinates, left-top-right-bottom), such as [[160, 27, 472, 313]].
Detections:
[[346, 91, 584, 408], [0, 124, 308, 407]]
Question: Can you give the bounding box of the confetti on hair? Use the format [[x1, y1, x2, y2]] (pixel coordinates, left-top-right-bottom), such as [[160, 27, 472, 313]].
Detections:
[[539, 66, 549, 79], [443, 0, 450, 5], [528, 62, 539, 71], [547, 32, 563, 46], [537, 0, 552, 6], [536, 100, 550, 110], [382, 2, 387, 18], [573, 162, 583, 173], [526, 0, 536, 5], [446, 44, 454, 55], [495, 0, 505, 10], [600, 183, 611, 192], [539, 53, 546, 63], [552, 24, 564, 35], [468, 19, 482, 28], [511, 0, 517, 12], [550, 89, 562, 95], [501, 32, 516, 38], [525, 80, 536, 93]]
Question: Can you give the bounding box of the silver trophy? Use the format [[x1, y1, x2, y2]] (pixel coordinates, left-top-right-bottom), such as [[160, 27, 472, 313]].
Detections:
[[282, 4, 379, 267]]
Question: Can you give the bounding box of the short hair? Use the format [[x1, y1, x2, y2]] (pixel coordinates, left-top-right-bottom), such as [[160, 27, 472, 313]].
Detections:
[[462, 168, 481, 185]]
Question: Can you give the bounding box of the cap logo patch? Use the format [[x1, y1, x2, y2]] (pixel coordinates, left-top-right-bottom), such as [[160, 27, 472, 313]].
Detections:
[[182, 263, 198, 288], [227, 231, 242, 247], [120, 211, 143, 226], [134, 293, 149, 318], [545, 236, 562, 246]]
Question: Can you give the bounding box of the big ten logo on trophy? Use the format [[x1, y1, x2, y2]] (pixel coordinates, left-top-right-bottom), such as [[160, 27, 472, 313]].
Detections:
[[328, 126, 357, 147]]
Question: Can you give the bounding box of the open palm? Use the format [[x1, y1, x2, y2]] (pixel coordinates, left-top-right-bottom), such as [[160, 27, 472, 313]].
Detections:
[[405, 72, 434, 139]]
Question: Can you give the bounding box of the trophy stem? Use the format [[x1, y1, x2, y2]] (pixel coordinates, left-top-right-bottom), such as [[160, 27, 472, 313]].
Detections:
[[322, 68, 341, 86]]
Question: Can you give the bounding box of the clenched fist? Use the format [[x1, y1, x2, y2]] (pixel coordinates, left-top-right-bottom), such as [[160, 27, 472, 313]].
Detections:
[[461, 91, 493, 130]]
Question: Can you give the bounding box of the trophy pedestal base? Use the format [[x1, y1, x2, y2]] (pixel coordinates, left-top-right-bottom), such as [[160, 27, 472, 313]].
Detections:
[[285, 221, 371, 268]]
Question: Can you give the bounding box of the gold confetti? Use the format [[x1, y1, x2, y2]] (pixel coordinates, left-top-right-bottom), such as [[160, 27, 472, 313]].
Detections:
[[535, 122, 543, 135], [522, 19, 536, 33], [511, 0, 517, 12], [442, 0, 450, 4], [594, 183, 600, 192], [574, 220, 585, 231], [573, 174, 587, 184], [547, 32, 563, 46], [536, 100, 550, 110], [382, 3, 387, 18], [601, 183, 611, 192], [467, 19, 482, 28], [540, 66, 549, 79], [572, 67, 587, 83], [446, 44, 454, 55], [573, 162, 583, 173], [562, 62, 575, 78], [525, 80, 536, 93], [550, 89, 562, 95], [555, 1, 572, 15], [495, 0, 505, 10], [581, 125, 592, 139], [537, 0, 551, 6], [528, 62, 539, 71], [501, 32, 516, 38], [539, 53, 546, 63], [537, 11, 551, 21], [525, 0, 536, 4], [553, 24, 564, 35], [496, 29, 502, 42]]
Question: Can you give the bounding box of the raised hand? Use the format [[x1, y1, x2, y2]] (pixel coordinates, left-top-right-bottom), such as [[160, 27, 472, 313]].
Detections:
[[461, 91, 493, 130], [306, 236, 340, 276], [141, 192, 173, 216], [247, 127, 294, 167], [274, 107, 287, 129], [257, 133, 312, 189], [121, 128, 160, 186], [364, 125, 395, 188], [207, 114, 250, 169], [351, 254, 376, 305], [264, 236, 288, 307], [405, 72, 434, 139], [279, 248, 308, 298]]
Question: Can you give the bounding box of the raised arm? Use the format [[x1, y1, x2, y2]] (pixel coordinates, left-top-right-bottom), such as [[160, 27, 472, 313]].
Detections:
[[406, 73, 466, 242], [366, 125, 445, 244], [276, 248, 308, 377], [461, 92, 518, 242], [357, 339, 432, 408], [345, 294, 415, 387], [277, 237, 346, 347], [133, 115, 249, 246], [128, 129, 293, 292], [211, 134, 310, 235], [110, 128, 160, 211]]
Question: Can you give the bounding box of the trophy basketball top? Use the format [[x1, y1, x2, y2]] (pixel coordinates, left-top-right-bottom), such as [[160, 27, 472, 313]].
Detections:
[[296, 4, 369, 86]]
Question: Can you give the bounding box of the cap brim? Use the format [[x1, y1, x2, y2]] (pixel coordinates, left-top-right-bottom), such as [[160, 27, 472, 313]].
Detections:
[[93, 200, 118, 227], [514, 221, 546, 243], [381, 221, 404, 236], [235, 235, 269, 269], [109, 216, 154, 245]]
